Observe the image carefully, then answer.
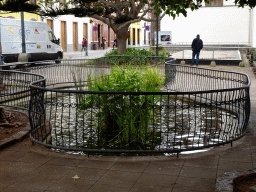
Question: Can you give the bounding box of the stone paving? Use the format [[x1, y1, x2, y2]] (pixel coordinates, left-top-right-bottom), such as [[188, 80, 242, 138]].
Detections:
[[63, 48, 113, 60], [0, 53, 256, 191], [171, 50, 241, 60]]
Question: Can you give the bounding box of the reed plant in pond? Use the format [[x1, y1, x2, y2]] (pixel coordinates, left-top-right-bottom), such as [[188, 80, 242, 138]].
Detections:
[[80, 65, 165, 150]]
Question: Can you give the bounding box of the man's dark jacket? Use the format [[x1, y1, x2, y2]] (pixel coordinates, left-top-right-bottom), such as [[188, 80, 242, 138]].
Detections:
[[191, 38, 203, 52]]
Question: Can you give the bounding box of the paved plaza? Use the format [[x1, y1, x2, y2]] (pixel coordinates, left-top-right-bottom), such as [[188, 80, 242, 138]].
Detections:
[[63, 48, 113, 60], [0, 50, 256, 191], [171, 50, 241, 60], [64, 47, 242, 61]]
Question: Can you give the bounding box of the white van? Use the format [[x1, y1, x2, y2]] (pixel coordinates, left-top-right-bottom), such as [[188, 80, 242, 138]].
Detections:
[[0, 17, 63, 63]]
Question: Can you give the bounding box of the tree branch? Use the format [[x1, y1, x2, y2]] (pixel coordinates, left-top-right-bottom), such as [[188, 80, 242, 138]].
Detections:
[[141, 17, 157, 22], [160, 12, 166, 20], [91, 14, 110, 25], [138, 7, 153, 20], [98, 0, 117, 9]]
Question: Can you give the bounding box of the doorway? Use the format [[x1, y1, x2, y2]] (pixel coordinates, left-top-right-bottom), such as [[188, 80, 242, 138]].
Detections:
[[83, 23, 88, 38], [98, 24, 101, 48], [133, 28, 135, 45], [73, 22, 78, 51], [137, 29, 140, 45], [47, 19, 53, 30], [61, 21, 66, 51]]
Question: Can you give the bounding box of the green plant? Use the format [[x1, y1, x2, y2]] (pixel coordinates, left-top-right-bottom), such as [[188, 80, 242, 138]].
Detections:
[[80, 65, 164, 150], [102, 48, 168, 65]]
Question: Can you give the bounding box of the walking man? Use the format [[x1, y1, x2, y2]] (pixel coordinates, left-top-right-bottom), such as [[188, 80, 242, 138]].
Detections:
[[82, 38, 85, 51], [113, 38, 117, 50], [191, 34, 203, 66], [83, 37, 88, 56], [102, 37, 106, 50]]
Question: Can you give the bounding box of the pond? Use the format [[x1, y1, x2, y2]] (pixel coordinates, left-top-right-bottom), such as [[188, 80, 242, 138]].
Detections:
[[45, 92, 239, 155]]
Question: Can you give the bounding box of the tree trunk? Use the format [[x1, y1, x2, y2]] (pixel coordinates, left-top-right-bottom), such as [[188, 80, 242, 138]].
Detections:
[[150, 11, 161, 47], [116, 26, 130, 54]]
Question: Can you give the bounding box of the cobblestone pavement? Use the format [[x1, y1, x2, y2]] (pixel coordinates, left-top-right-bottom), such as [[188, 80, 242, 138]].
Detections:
[[63, 48, 113, 60], [0, 62, 256, 191], [171, 50, 241, 60]]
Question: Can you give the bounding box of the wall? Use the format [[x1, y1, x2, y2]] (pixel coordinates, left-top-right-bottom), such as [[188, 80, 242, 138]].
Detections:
[[91, 20, 113, 50], [43, 15, 90, 52], [161, 5, 251, 45], [253, 8, 256, 47], [128, 22, 142, 47], [0, 12, 40, 21]]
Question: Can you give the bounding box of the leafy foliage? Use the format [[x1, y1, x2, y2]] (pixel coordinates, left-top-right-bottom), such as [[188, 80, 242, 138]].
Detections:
[[0, 0, 39, 13], [114, 15, 134, 24], [1, 0, 255, 54], [102, 48, 168, 65], [80, 65, 164, 150]]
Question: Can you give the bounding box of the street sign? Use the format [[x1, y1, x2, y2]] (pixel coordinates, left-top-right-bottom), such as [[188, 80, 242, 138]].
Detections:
[[145, 26, 149, 31], [93, 26, 98, 31]]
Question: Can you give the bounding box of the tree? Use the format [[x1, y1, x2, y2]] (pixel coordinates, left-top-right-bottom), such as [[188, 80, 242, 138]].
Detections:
[[0, 0, 39, 12], [40, 0, 256, 54], [0, 1, 256, 54], [40, 0, 168, 54]]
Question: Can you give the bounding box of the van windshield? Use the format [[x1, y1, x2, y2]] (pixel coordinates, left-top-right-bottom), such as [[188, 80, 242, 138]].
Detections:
[[48, 31, 58, 44]]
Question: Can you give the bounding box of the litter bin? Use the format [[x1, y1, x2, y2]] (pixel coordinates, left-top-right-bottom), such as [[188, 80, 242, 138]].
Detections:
[[93, 43, 97, 50]]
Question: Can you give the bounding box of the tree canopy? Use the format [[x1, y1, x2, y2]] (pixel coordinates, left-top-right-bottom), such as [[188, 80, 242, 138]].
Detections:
[[40, 0, 170, 53], [0, 0, 39, 13]]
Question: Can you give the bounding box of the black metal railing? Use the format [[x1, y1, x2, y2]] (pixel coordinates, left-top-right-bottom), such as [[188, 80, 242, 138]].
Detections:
[[0, 70, 45, 110], [0, 56, 250, 154]]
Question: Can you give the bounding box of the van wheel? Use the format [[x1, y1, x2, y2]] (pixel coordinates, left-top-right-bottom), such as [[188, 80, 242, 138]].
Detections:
[[55, 53, 62, 64]]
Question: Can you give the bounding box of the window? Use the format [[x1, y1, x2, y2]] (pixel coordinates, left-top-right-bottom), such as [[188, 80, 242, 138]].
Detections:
[[48, 31, 58, 44]]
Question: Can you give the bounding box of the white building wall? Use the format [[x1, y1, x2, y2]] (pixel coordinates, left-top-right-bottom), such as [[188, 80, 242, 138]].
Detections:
[[53, 19, 61, 40], [253, 8, 256, 47], [161, 6, 251, 45], [42, 15, 90, 52]]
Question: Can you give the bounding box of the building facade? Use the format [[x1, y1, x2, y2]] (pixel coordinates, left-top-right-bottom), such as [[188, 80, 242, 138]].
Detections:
[[161, 0, 254, 46], [42, 15, 90, 52], [0, 0, 40, 21], [0, 12, 40, 21], [90, 19, 115, 50], [127, 22, 142, 47]]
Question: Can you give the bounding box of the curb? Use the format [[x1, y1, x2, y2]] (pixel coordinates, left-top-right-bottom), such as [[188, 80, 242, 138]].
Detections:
[[215, 168, 256, 192]]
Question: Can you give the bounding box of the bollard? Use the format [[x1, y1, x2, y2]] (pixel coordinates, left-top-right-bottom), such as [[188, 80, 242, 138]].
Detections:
[[210, 61, 216, 67], [180, 60, 186, 65]]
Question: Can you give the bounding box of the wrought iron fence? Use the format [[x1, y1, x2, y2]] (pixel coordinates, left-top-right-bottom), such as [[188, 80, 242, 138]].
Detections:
[[0, 56, 251, 155], [0, 70, 45, 110]]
